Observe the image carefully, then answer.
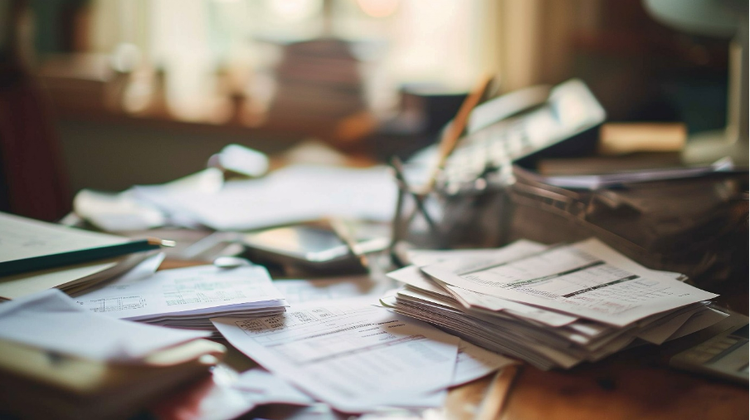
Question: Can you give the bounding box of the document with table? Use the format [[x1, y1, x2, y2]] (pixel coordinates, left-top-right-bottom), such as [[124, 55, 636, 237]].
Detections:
[[74, 265, 288, 331], [422, 238, 716, 326], [384, 238, 727, 371], [212, 299, 460, 412]]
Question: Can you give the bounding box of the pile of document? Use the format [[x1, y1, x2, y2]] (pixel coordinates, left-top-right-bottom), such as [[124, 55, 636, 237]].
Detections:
[[212, 298, 516, 413], [0, 289, 225, 420], [74, 264, 288, 332], [383, 238, 726, 370]]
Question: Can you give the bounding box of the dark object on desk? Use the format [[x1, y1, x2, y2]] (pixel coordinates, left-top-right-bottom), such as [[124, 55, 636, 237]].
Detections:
[[0, 237, 174, 277], [241, 223, 367, 274]]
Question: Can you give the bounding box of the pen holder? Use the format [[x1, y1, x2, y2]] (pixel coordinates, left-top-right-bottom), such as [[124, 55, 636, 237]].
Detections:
[[388, 170, 515, 264], [389, 163, 748, 289]]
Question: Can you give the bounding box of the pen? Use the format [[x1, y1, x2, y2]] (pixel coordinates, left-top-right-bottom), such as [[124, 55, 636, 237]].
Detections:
[[424, 73, 494, 193], [0, 238, 176, 277]]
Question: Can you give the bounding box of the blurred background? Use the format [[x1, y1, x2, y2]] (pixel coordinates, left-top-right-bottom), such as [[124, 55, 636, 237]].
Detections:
[[0, 0, 735, 221]]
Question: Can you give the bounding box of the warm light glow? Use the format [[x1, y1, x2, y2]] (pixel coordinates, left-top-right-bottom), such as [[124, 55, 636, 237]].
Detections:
[[356, 0, 399, 18], [266, 0, 322, 22]]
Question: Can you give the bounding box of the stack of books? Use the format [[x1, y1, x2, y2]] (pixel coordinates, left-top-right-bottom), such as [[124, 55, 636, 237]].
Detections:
[[383, 239, 725, 370], [267, 39, 367, 126]]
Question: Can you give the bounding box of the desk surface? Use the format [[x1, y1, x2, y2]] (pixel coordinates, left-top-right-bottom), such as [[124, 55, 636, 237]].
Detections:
[[154, 259, 749, 420]]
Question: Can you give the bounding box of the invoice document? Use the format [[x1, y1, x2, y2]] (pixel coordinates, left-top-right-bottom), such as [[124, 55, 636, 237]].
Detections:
[[212, 299, 459, 413], [423, 238, 716, 326]]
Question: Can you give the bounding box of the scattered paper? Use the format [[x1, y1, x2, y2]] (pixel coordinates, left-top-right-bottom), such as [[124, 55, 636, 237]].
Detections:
[[212, 299, 458, 413], [235, 368, 315, 406], [451, 341, 516, 387], [107, 252, 166, 284], [73, 189, 166, 232], [272, 276, 392, 305], [0, 289, 208, 362], [134, 164, 397, 231]]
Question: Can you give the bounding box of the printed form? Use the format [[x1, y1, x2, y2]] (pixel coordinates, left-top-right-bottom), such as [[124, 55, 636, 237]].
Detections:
[[212, 299, 459, 413], [74, 265, 286, 321], [390, 241, 579, 327], [422, 238, 716, 326]]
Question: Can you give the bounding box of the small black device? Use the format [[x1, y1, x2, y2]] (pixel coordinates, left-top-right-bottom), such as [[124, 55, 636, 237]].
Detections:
[[240, 223, 365, 273]]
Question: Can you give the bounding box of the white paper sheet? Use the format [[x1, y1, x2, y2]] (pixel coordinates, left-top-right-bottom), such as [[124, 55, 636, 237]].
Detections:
[[235, 368, 315, 406], [74, 265, 286, 323], [104, 252, 165, 285], [668, 307, 729, 341], [406, 248, 539, 268], [0, 289, 208, 362], [423, 239, 716, 326], [234, 343, 509, 409], [0, 212, 148, 300], [63, 252, 165, 297], [238, 367, 447, 411], [0, 211, 127, 263], [212, 299, 459, 413], [73, 189, 167, 232], [134, 164, 397, 231], [272, 275, 391, 305], [451, 341, 516, 387]]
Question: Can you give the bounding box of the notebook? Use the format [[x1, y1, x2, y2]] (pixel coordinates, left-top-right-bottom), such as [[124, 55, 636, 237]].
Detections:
[[0, 212, 146, 300]]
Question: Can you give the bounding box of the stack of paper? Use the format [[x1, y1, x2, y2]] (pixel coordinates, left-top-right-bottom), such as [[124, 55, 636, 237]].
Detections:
[[212, 299, 457, 412], [0, 289, 224, 420], [383, 238, 726, 370], [211, 298, 517, 413], [74, 265, 288, 332]]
